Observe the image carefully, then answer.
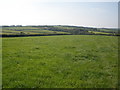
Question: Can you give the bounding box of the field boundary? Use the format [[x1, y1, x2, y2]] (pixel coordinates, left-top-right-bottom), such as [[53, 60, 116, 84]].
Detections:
[[1, 34, 119, 37]]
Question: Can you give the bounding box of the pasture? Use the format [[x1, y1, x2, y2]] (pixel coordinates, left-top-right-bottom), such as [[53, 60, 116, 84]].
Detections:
[[2, 26, 118, 37], [2, 35, 118, 88], [1, 26, 70, 36]]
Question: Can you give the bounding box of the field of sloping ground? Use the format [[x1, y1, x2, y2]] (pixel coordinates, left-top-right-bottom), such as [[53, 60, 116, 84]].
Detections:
[[2, 35, 118, 88], [1, 26, 119, 37], [1, 26, 70, 36]]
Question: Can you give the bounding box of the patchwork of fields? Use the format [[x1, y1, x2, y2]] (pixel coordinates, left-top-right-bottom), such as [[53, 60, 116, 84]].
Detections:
[[2, 35, 118, 88], [1, 26, 118, 37], [1, 26, 70, 36]]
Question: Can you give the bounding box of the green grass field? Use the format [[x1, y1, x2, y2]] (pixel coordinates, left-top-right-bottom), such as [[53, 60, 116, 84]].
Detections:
[[2, 26, 70, 35], [2, 35, 118, 88], [2, 26, 118, 36]]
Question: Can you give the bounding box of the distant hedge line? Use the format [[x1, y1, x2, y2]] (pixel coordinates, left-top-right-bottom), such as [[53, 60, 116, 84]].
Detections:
[[1, 33, 72, 37], [1, 33, 119, 37]]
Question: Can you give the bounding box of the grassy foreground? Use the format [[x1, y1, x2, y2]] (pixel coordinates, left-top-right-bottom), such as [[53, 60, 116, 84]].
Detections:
[[2, 35, 118, 88]]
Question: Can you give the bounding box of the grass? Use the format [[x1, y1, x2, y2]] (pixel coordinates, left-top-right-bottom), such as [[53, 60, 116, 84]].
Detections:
[[88, 31, 110, 35], [2, 29, 69, 35], [2, 35, 118, 88], [2, 27, 70, 35], [0, 38, 2, 89]]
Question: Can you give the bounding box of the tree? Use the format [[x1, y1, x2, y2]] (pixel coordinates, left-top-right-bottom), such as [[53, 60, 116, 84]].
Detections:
[[20, 32, 25, 35]]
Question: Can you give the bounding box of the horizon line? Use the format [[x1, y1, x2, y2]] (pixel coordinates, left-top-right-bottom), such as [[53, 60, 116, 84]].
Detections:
[[1, 24, 118, 29]]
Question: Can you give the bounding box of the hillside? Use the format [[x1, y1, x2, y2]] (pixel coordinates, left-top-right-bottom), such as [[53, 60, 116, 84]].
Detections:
[[1, 25, 119, 37]]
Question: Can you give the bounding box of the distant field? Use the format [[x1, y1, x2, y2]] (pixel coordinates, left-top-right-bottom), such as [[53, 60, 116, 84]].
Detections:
[[2, 26, 70, 35], [1, 26, 119, 37], [2, 35, 118, 88]]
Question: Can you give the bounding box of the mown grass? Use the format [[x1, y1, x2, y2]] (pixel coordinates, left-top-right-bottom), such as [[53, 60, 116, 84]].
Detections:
[[2, 35, 118, 88]]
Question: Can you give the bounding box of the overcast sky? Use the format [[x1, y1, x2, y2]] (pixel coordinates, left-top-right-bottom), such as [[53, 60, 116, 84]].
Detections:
[[0, 0, 119, 28]]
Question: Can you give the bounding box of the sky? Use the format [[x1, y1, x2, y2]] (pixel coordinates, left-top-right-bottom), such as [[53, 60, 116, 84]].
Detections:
[[0, 0, 119, 28]]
